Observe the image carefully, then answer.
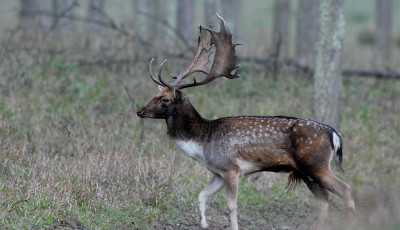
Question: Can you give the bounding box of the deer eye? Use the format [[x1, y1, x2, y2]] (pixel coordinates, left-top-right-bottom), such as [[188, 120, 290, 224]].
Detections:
[[162, 98, 170, 103]]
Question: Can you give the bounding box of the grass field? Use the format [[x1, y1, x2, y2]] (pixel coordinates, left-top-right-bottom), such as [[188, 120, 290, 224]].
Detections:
[[1, 1, 400, 229]]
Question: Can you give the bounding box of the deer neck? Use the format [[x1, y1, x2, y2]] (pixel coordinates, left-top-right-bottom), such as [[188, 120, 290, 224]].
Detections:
[[165, 101, 209, 141]]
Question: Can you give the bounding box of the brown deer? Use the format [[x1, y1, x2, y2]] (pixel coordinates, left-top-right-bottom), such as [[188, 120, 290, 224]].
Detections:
[[136, 14, 355, 230]]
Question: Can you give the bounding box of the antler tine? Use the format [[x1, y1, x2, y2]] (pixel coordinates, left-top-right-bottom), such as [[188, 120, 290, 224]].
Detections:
[[148, 15, 239, 90], [149, 58, 164, 86], [148, 58, 175, 89], [170, 25, 213, 86], [215, 13, 229, 33], [175, 14, 240, 89], [157, 59, 174, 89]]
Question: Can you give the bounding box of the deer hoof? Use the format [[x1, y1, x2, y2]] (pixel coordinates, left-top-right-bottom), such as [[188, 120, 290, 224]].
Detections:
[[200, 222, 209, 229]]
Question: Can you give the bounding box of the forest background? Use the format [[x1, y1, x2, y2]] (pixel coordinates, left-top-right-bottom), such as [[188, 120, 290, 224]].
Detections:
[[0, 0, 399, 229]]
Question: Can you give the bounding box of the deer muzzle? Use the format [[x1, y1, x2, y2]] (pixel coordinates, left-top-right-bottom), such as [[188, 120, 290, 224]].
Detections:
[[136, 107, 147, 118]]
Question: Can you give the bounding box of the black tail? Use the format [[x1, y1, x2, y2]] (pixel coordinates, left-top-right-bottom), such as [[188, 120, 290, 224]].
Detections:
[[286, 171, 303, 192]]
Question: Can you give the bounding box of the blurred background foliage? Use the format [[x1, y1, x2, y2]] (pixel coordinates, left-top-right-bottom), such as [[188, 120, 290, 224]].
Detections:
[[0, 0, 399, 229]]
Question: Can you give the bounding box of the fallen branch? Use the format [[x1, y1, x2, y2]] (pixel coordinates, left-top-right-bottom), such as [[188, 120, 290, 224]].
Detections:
[[342, 70, 400, 79], [239, 56, 400, 79], [74, 55, 400, 80]]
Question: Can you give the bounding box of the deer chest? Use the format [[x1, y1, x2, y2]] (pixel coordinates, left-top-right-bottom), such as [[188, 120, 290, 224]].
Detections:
[[175, 140, 205, 162]]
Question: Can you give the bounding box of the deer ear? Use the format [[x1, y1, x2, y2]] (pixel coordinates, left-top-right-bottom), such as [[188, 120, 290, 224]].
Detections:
[[158, 85, 165, 92], [174, 89, 185, 103]]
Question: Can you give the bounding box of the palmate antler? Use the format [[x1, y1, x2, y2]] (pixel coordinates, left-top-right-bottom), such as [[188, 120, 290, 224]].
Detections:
[[149, 14, 240, 90]]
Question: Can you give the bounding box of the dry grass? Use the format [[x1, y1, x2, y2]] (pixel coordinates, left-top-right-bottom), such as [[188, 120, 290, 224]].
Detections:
[[1, 6, 400, 229]]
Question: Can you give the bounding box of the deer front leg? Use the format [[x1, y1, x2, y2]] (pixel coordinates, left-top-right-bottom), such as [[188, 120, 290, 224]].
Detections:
[[225, 170, 240, 230], [198, 175, 225, 229]]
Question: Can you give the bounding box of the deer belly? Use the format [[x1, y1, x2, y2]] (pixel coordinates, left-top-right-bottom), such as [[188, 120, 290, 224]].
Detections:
[[175, 140, 205, 162], [237, 159, 263, 175]]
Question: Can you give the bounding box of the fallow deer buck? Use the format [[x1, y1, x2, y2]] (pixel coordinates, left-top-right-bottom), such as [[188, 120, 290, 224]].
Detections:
[[136, 14, 355, 230]]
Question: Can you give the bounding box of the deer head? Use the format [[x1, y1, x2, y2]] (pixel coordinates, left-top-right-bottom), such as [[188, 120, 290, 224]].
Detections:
[[137, 14, 240, 120], [136, 86, 186, 119]]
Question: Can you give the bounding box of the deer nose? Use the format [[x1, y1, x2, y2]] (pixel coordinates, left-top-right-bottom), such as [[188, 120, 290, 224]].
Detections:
[[137, 107, 146, 117]]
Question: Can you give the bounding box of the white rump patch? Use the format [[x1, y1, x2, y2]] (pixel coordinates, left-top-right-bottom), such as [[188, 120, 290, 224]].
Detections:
[[332, 132, 341, 153], [330, 132, 341, 171]]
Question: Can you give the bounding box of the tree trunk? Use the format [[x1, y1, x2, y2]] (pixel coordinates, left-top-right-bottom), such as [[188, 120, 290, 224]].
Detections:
[[177, 0, 195, 42], [296, 0, 319, 68], [204, 0, 221, 28], [87, 0, 105, 35], [19, 0, 52, 30], [51, 0, 77, 38], [86, 0, 105, 48], [19, 0, 39, 28], [132, 0, 150, 41], [372, 0, 392, 71], [271, 0, 291, 59], [313, 0, 345, 130]]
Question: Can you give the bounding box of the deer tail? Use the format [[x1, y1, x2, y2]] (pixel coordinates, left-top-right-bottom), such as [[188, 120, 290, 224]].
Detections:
[[332, 130, 344, 173], [286, 171, 303, 192]]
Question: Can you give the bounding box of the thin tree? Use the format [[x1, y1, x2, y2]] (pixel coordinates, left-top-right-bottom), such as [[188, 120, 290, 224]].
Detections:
[[296, 0, 319, 68], [271, 0, 291, 59], [51, 0, 77, 39], [204, 0, 221, 27], [221, 0, 241, 38], [86, 0, 105, 48], [372, 0, 392, 71], [19, 0, 52, 31], [19, 0, 39, 29], [87, 0, 105, 35], [313, 0, 345, 130], [132, 0, 150, 41], [177, 0, 195, 42]]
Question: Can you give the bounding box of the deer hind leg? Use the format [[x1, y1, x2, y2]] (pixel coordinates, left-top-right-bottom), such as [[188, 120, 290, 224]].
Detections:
[[303, 176, 331, 230], [198, 175, 225, 229], [316, 170, 356, 219]]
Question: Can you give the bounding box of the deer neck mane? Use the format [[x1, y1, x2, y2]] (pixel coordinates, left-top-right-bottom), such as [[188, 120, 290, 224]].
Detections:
[[165, 99, 210, 141]]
